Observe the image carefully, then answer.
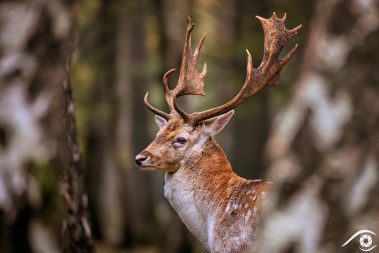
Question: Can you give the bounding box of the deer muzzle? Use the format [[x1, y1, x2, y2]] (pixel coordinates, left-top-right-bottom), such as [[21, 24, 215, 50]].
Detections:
[[135, 152, 149, 167]]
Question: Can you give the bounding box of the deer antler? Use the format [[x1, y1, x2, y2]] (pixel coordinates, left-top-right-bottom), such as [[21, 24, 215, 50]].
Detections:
[[182, 12, 302, 125], [144, 13, 301, 125], [144, 17, 207, 120]]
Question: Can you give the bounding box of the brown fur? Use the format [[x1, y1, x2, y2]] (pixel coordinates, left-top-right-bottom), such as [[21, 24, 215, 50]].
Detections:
[[192, 139, 269, 251], [137, 119, 269, 252]]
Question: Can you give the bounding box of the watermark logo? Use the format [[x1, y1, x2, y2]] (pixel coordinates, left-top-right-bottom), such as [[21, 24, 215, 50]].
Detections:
[[341, 229, 377, 252]]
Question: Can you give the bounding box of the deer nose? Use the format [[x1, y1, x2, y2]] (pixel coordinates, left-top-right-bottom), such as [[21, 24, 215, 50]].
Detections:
[[135, 154, 148, 166]]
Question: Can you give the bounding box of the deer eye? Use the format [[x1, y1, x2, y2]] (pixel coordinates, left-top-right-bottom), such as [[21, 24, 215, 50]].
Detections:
[[175, 137, 187, 145]]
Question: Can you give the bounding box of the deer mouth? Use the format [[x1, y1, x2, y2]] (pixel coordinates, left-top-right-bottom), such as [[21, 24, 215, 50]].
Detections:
[[138, 164, 155, 170]]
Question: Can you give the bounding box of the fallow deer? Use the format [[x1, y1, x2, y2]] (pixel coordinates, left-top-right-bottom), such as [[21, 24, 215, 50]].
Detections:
[[135, 13, 301, 253]]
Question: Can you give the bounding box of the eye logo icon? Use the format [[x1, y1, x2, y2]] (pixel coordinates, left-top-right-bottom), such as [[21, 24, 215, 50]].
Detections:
[[341, 229, 377, 252]]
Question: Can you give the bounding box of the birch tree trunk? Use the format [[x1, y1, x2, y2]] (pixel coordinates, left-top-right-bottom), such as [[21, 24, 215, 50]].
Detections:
[[81, 0, 156, 246], [258, 0, 379, 252], [0, 1, 92, 252]]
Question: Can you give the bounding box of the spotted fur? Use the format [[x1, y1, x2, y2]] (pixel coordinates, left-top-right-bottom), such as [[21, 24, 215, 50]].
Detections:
[[137, 116, 270, 253]]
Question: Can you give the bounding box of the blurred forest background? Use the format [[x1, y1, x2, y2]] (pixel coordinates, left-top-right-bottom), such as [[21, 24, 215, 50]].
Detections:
[[0, 0, 378, 253]]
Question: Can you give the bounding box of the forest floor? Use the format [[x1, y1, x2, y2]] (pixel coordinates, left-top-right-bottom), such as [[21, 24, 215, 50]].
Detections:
[[96, 242, 158, 253]]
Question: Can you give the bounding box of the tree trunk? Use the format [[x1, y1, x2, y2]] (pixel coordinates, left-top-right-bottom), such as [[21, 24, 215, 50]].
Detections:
[[118, 1, 156, 245], [79, 0, 125, 244], [258, 0, 379, 252], [59, 56, 93, 253], [0, 0, 92, 252], [80, 0, 157, 246]]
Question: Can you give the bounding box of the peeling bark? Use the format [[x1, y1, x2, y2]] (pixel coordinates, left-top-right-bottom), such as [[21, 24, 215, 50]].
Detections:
[[258, 0, 379, 252], [0, 1, 92, 252]]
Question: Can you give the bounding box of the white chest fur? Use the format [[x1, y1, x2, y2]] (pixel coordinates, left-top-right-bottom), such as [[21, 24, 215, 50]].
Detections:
[[164, 171, 209, 249], [164, 170, 258, 253]]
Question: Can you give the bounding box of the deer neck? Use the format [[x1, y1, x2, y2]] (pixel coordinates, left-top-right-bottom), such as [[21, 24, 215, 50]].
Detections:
[[164, 137, 235, 248]]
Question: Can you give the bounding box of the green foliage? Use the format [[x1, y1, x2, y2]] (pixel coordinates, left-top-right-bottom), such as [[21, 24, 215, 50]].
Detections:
[[29, 162, 60, 225]]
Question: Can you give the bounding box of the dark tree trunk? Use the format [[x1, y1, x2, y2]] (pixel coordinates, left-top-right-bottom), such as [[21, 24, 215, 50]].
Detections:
[[81, 0, 121, 244], [58, 59, 93, 253], [232, 0, 272, 180], [118, 1, 156, 245], [80, 0, 157, 247]]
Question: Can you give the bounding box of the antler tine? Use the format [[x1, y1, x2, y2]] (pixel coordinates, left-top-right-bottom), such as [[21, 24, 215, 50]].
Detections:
[[144, 92, 171, 120], [281, 12, 287, 22], [143, 68, 176, 120], [187, 13, 301, 125], [174, 17, 207, 98], [173, 17, 195, 96], [163, 69, 176, 93]]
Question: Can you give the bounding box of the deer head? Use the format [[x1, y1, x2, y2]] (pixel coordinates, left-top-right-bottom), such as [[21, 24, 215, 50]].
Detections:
[[135, 13, 301, 173]]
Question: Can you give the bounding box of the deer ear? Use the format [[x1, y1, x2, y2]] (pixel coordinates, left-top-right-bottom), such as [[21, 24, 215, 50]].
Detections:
[[201, 110, 234, 135], [155, 115, 168, 129]]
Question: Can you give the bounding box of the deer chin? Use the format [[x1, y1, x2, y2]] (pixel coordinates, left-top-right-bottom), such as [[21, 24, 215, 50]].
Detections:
[[138, 164, 178, 173], [138, 165, 155, 170]]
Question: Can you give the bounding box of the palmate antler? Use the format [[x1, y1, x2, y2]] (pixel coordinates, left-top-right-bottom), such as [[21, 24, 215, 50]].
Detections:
[[144, 17, 207, 120], [144, 13, 301, 125]]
